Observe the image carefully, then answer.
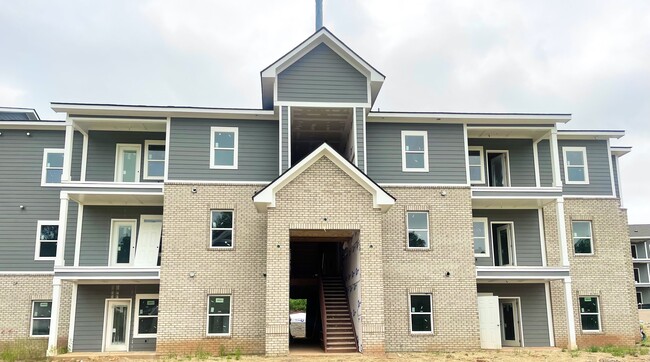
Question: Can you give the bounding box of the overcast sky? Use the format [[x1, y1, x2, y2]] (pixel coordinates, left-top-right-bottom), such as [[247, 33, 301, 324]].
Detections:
[[1, 0, 649, 222]]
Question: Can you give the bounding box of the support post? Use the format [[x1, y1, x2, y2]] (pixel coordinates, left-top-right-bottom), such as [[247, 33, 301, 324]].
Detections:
[[46, 278, 63, 356], [55, 193, 69, 267], [62, 124, 74, 183], [556, 198, 569, 267], [549, 128, 563, 188], [563, 278, 577, 349]]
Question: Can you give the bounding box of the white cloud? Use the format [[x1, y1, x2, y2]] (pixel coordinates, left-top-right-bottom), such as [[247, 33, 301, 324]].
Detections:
[[0, 85, 25, 105]]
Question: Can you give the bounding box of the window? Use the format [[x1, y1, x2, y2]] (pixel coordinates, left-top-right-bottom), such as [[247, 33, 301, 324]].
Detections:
[[35, 221, 59, 260], [468, 146, 485, 184], [210, 127, 238, 169], [41, 149, 64, 185], [134, 294, 159, 338], [30, 301, 52, 337], [634, 268, 640, 283], [401, 131, 428, 172], [143, 140, 165, 180], [572, 221, 593, 255], [407, 211, 429, 249], [638, 292, 643, 305], [579, 296, 601, 332], [207, 295, 231, 336], [563, 147, 589, 184], [473, 218, 489, 257], [210, 211, 234, 248], [409, 294, 433, 333], [632, 244, 638, 259]]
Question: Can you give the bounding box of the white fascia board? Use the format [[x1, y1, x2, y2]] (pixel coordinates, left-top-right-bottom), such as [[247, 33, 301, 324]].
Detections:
[[51, 103, 277, 120], [0, 121, 68, 130], [611, 146, 632, 157], [557, 130, 625, 140], [367, 113, 571, 124], [253, 144, 394, 213]]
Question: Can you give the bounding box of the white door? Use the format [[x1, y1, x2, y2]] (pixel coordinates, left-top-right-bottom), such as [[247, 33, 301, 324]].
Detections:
[[478, 296, 502, 349], [496, 225, 515, 266], [499, 299, 521, 347], [110, 220, 137, 266], [115, 144, 141, 182], [104, 299, 131, 352], [488, 153, 509, 187], [134, 215, 163, 267]]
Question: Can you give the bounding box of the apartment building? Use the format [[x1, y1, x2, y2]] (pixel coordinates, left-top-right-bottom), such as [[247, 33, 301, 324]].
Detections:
[[630, 224, 650, 309], [0, 28, 638, 356]]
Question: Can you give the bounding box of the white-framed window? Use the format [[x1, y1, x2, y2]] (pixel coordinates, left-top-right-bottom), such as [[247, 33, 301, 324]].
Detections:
[[134, 294, 159, 338], [638, 292, 643, 305], [109, 219, 138, 266], [572, 220, 593, 255], [207, 295, 231, 336], [210, 210, 234, 248], [210, 127, 238, 169], [34, 221, 59, 261], [143, 140, 165, 180], [41, 149, 64, 185], [578, 296, 601, 332], [468, 146, 485, 184], [473, 217, 490, 257], [401, 130, 429, 172], [563, 147, 589, 184], [632, 244, 638, 259], [30, 300, 52, 337], [409, 294, 433, 333], [406, 211, 429, 249], [634, 268, 640, 283]]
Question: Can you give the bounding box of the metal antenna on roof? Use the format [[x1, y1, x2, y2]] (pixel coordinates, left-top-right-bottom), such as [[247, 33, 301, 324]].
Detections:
[[316, 0, 323, 31]]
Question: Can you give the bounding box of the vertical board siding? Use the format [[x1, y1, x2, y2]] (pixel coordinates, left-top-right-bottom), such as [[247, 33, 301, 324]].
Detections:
[[477, 283, 551, 347], [473, 209, 543, 267], [70, 131, 84, 181], [558, 140, 613, 196], [79, 206, 164, 266], [366, 123, 467, 184], [168, 118, 279, 181], [277, 43, 368, 103], [537, 140, 553, 187], [64, 201, 79, 267], [612, 155, 620, 198], [282, 107, 289, 172], [0, 129, 64, 271], [356, 107, 365, 171], [468, 138, 536, 187], [86, 131, 165, 183]]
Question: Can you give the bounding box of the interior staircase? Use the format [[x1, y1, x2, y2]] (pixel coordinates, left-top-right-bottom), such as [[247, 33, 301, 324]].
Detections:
[[320, 276, 358, 353]]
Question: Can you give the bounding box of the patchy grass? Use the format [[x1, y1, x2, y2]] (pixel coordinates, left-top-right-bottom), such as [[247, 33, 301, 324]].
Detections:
[[0, 339, 47, 362], [584, 345, 649, 357]]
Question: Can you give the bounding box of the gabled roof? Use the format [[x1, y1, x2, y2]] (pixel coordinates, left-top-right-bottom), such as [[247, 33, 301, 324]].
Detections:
[[252, 143, 395, 212], [260, 27, 385, 109]]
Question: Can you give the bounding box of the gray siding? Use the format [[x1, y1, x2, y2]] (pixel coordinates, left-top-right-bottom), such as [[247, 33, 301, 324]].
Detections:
[[634, 263, 649, 283], [168, 118, 279, 181], [277, 43, 368, 103], [537, 140, 553, 187], [356, 107, 365, 171], [366, 123, 467, 184], [282, 107, 289, 172], [71, 131, 83, 181], [558, 140, 613, 196], [86, 131, 165, 182], [477, 283, 551, 347], [612, 155, 620, 198], [79, 206, 163, 266], [64, 202, 79, 267], [473, 209, 543, 267], [73, 284, 159, 352], [468, 138, 536, 187]]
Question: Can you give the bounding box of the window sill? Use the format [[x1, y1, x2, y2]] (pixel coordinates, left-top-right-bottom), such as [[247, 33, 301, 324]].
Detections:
[[402, 169, 429, 173], [581, 330, 603, 334], [133, 335, 157, 339], [205, 334, 232, 339], [405, 247, 431, 251], [410, 331, 435, 336]]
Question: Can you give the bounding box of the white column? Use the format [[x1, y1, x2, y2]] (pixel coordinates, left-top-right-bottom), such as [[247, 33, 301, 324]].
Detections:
[[62, 124, 74, 183], [67, 283, 78, 352], [556, 198, 569, 267], [549, 128, 563, 188], [46, 278, 63, 356], [55, 193, 69, 267], [563, 278, 577, 349]]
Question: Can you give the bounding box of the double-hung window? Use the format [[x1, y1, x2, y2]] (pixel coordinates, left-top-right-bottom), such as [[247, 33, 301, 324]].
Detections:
[[143, 140, 165, 180], [207, 295, 231, 336], [563, 147, 589, 184], [210, 127, 238, 169], [579, 296, 601, 332], [41, 149, 64, 185], [468, 146, 485, 184], [473, 217, 489, 257], [210, 210, 234, 248], [401, 131, 428, 172], [35, 221, 59, 260], [134, 294, 159, 338], [30, 300, 52, 337], [572, 220, 593, 255], [409, 294, 433, 333], [407, 211, 429, 249]]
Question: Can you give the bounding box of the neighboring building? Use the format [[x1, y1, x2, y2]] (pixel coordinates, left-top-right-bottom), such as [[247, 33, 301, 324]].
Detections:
[[630, 224, 650, 308], [0, 27, 639, 356]]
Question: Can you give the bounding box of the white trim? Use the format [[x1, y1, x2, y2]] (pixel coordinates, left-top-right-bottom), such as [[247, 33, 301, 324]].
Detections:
[[614, 155, 625, 207], [41, 148, 65, 186], [632, 244, 638, 259], [206, 294, 232, 336], [80, 133, 88, 182], [406, 211, 430, 250], [544, 282, 555, 347], [578, 295, 602, 333], [209, 210, 235, 249], [485, 150, 511, 187], [52, 103, 277, 119], [533, 140, 541, 187], [46, 278, 62, 356], [278, 107, 282, 175], [143, 140, 166, 180], [408, 293, 433, 334], [133, 293, 159, 338], [274, 102, 372, 109], [0, 271, 54, 275], [634, 268, 641, 283], [498, 297, 524, 347], [463, 124, 470, 184], [562, 195, 618, 199], [108, 219, 138, 266], [562, 147, 589, 185], [53, 266, 160, 273], [73, 204, 84, 267], [34, 220, 60, 261], [380, 183, 470, 188], [166, 180, 270, 186], [401, 130, 429, 172], [62, 124, 74, 182], [114, 144, 142, 182], [557, 130, 625, 139], [606, 140, 616, 197], [287, 106, 292, 168], [491, 221, 517, 266], [30, 300, 53, 338], [473, 217, 490, 258], [564, 279, 577, 349], [368, 112, 571, 123], [550, 128, 563, 188], [638, 292, 644, 305], [468, 145, 485, 184], [67, 283, 78, 351], [209, 126, 238, 170], [353, 106, 358, 167], [60, 181, 163, 189], [102, 298, 132, 352], [164, 117, 171, 182], [571, 220, 594, 256], [538, 209, 548, 267], [363, 109, 368, 174]]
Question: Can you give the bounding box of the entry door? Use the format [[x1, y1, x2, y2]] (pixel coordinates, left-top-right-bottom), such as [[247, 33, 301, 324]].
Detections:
[[104, 299, 131, 352], [110, 220, 137, 266], [488, 153, 509, 187], [499, 299, 521, 347], [115, 144, 141, 182], [477, 296, 502, 349], [496, 225, 515, 266], [133, 215, 163, 267]]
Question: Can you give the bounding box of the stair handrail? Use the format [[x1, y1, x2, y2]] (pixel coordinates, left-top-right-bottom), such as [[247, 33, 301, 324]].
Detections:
[[319, 276, 329, 352]]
